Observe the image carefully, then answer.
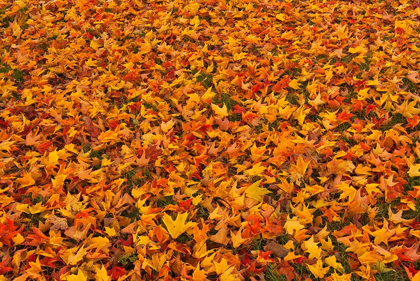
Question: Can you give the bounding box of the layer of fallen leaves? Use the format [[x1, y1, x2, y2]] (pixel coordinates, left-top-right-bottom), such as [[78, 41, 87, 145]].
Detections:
[[0, 0, 420, 280]]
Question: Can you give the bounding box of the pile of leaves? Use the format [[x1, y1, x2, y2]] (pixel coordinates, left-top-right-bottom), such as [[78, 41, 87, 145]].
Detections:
[[0, 0, 419, 280]]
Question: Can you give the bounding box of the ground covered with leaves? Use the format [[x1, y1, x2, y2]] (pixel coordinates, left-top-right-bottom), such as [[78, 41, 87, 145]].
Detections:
[[0, 0, 419, 280]]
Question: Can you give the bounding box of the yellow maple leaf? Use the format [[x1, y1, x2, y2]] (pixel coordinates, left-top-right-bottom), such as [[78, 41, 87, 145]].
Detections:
[[214, 258, 231, 275], [0, 141, 15, 152], [95, 265, 110, 281], [150, 253, 166, 272], [210, 227, 229, 245], [320, 237, 334, 252], [98, 130, 119, 143], [16, 173, 35, 187], [66, 269, 87, 281], [48, 149, 59, 165], [292, 156, 311, 176], [13, 233, 25, 245], [357, 88, 370, 100], [211, 103, 229, 118], [307, 245, 322, 259], [336, 25, 349, 40], [161, 119, 175, 132], [331, 270, 352, 281], [190, 16, 200, 26], [87, 237, 110, 251], [307, 259, 330, 279], [325, 256, 344, 272], [192, 263, 207, 281], [303, 184, 324, 195], [16, 202, 46, 214], [396, 100, 420, 118], [233, 52, 247, 61], [284, 251, 303, 262], [364, 183, 381, 195], [303, 237, 322, 259], [371, 227, 391, 245], [245, 162, 266, 177], [220, 267, 240, 281], [244, 180, 271, 202], [27, 257, 43, 278], [408, 163, 420, 177], [64, 246, 87, 265], [140, 40, 152, 54], [22, 89, 36, 106], [230, 230, 246, 248], [105, 227, 116, 236], [276, 13, 286, 21], [284, 216, 305, 235], [16, 203, 30, 213], [336, 183, 357, 201], [201, 87, 215, 103], [289, 79, 300, 89], [349, 45, 366, 54], [162, 212, 197, 239], [85, 57, 97, 67], [29, 202, 47, 214]]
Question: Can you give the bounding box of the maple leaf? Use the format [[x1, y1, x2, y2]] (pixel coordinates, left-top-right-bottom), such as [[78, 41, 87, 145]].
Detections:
[[336, 183, 357, 202], [290, 156, 311, 185], [349, 45, 366, 54], [12, 233, 25, 245], [16, 173, 35, 187], [289, 79, 300, 89], [408, 163, 420, 177], [211, 103, 229, 118], [0, 141, 15, 152], [95, 265, 110, 281], [230, 230, 246, 248], [284, 216, 305, 235], [25, 131, 41, 146], [245, 162, 266, 177], [277, 260, 296, 281], [161, 119, 175, 132], [407, 71, 419, 84], [330, 270, 352, 281], [388, 208, 413, 224], [162, 212, 197, 239], [66, 269, 87, 281], [201, 87, 216, 103], [398, 243, 420, 262], [98, 130, 120, 143], [395, 100, 420, 118], [214, 258, 230, 275], [16, 202, 46, 214], [244, 180, 271, 202], [364, 183, 381, 195], [140, 40, 152, 54], [325, 256, 344, 272], [48, 149, 59, 165], [307, 259, 330, 279], [192, 263, 207, 281], [210, 227, 229, 245], [63, 246, 87, 265], [27, 258, 43, 279]]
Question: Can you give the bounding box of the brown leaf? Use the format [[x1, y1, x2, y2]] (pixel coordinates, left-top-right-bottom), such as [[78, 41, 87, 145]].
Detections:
[[264, 241, 289, 258]]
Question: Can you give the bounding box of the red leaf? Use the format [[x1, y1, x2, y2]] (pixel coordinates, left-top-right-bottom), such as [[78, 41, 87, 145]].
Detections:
[[108, 267, 126, 280]]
